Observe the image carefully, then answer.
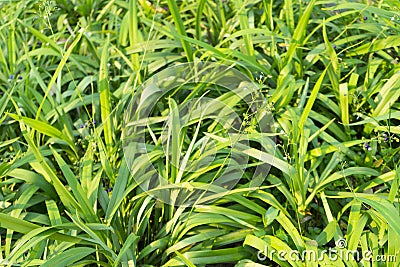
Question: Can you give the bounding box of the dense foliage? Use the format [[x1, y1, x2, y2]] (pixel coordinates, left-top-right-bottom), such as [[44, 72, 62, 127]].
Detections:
[[0, 0, 399, 266]]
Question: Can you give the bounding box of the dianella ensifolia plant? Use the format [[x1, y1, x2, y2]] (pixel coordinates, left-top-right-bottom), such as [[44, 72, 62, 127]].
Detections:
[[0, 0, 400, 266]]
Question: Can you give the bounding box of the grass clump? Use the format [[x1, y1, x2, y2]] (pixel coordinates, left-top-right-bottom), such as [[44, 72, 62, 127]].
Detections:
[[0, 0, 400, 266]]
